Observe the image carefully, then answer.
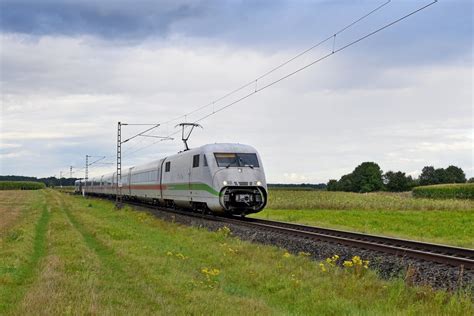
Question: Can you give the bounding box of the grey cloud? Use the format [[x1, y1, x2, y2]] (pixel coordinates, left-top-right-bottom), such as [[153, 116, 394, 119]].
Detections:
[[0, 0, 206, 40], [1, 0, 471, 66]]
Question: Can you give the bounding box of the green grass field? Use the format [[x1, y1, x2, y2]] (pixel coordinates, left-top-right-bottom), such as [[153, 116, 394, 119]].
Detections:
[[1, 189, 472, 315], [252, 190, 474, 248]]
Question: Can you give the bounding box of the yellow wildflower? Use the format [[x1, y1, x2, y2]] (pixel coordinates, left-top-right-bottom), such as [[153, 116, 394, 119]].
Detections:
[[201, 267, 220, 276], [352, 256, 362, 265], [166, 251, 173, 256], [283, 252, 291, 258], [298, 251, 311, 257], [343, 261, 353, 267], [175, 253, 187, 260], [319, 263, 326, 272]]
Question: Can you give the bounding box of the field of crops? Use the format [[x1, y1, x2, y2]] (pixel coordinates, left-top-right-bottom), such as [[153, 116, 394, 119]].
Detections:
[[266, 189, 474, 211], [253, 190, 474, 247], [0, 181, 45, 190], [1, 189, 472, 315], [413, 183, 474, 199]]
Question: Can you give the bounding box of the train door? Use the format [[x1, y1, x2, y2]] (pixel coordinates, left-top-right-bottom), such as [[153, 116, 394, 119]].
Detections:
[[188, 165, 192, 201], [189, 153, 202, 200], [128, 167, 133, 195]]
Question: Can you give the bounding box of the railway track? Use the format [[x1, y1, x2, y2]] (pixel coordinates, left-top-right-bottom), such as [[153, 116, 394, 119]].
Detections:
[[88, 196, 474, 270], [238, 217, 474, 270]]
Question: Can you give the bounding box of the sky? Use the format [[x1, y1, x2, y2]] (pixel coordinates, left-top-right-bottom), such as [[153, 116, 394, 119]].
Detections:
[[0, 0, 472, 183]]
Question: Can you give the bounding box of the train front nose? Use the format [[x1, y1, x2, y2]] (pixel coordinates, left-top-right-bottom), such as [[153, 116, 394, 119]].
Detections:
[[216, 168, 267, 214]]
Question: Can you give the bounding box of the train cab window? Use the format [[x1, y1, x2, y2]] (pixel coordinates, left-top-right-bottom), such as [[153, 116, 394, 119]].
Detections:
[[203, 155, 208, 167], [214, 153, 260, 168], [165, 161, 171, 172], [193, 155, 200, 168]]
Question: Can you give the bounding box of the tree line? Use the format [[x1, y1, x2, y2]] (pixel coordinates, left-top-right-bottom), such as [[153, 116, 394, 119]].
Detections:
[[326, 163, 470, 193], [0, 175, 78, 187]]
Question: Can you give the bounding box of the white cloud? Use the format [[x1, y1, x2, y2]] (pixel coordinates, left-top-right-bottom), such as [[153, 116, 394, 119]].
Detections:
[[283, 173, 308, 182], [1, 32, 472, 181]]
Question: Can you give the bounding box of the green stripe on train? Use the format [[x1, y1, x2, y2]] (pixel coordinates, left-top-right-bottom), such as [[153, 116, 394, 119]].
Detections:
[[166, 182, 220, 196]]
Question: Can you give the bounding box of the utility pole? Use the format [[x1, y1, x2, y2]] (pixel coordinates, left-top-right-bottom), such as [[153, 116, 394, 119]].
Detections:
[[85, 155, 89, 190], [85, 155, 108, 193], [70, 166, 73, 178], [116, 122, 122, 208], [83, 155, 109, 196], [59, 171, 63, 188], [115, 122, 171, 209]]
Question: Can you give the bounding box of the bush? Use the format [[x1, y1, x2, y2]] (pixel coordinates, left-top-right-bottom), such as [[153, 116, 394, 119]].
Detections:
[[0, 181, 46, 190], [412, 183, 474, 200]]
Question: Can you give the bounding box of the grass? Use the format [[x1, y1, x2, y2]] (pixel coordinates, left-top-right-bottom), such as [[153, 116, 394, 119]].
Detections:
[[0, 181, 45, 190], [0, 190, 48, 313], [0, 191, 38, 233], [252, 190, 474, 248], [54, 186, 75, 194], [0, 189, 472, 314], [413, 183, 474, 199]]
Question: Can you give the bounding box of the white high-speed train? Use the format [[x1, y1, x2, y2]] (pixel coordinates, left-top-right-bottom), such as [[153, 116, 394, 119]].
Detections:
[[75, 143, 267, 215]]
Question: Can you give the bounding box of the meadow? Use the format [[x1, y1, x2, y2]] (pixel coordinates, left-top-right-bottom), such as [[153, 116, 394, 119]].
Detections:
[[252, 190, 474, 248], [1, 189, 472, 315]]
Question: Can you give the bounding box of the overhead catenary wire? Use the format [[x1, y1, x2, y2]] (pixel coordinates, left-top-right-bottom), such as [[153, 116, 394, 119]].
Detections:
[[119, 0, 437, 159], [117, 0, 397, 159], [151, 0, 393, 127], [80, 0, 396, 164]]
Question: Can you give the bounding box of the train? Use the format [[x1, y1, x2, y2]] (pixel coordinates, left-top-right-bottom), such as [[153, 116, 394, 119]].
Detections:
[[75, 143, 268, 215]]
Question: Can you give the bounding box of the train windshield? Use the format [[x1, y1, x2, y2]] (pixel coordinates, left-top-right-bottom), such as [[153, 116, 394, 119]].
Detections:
[[214, 153, 260, 168]]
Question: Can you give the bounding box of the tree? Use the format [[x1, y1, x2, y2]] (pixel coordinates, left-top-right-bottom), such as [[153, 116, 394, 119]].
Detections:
[[338, 174, 355, 192], [384, 171, 413, 192], [468, 178, 474, 183], [419, 165, 466, 185], [444, 165, 466, 183], [351, 162, 383, 193], [326, 179, 339, 191], [419, 166, 436, 185]]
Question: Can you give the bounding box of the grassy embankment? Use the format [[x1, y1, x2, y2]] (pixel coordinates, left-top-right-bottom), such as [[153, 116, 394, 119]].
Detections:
[[251, 190, 474, 248], [1, 189, 472, 314]]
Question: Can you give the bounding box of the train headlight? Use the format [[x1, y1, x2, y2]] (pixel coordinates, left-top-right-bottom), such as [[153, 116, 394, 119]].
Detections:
[[256, 181, 262, 186], [223, 180, 228, 186]]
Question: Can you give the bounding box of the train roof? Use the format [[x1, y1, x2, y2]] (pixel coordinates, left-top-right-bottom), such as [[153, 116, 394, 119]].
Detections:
[[84, 143, 259, 180]]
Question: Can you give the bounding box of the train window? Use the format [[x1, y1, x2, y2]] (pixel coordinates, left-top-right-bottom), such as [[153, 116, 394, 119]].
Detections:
[[203, 155, 208, 167], [165, 161, 171, 172], [193, 155, 200, 168], [214, 153, 260, 168], [237, 153, 260, 167]]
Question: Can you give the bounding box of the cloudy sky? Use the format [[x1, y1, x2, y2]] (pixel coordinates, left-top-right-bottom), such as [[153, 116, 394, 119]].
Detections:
[[1, 0, 472, 183]]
